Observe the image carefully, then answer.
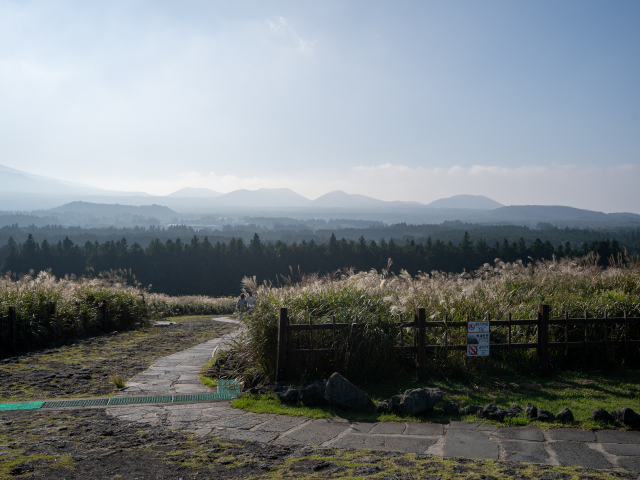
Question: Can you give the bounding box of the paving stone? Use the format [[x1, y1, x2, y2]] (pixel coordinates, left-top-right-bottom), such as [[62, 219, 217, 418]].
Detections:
[[277, 420, 348, 445], [330, 434, 377, 449], [255, 416, 309, 432], [551, 442, 612, 468], [476, 423, 498, 431], [370, 422, 405, 434], [549, 428, 595, 442], [595, 430, 640, 444], [501, 440, 551, 464], [493, 427, 545, 442], [221, 429, 280, 443], [617, 457, 640, 473], [351, 422, 376, 433], [443, 429, 499, 459], [404, 423, 444, 436], [600, 443, 640, 456], [448, 422, 479, 430], [381, 435, 438, 453]]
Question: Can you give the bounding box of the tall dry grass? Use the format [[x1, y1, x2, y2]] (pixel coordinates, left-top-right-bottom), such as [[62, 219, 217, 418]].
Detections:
[[0, 269, 235, 355], [234, 254, 640, 384]]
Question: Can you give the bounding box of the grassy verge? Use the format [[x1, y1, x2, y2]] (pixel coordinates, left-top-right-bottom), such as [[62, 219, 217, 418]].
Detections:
[[231, 368, 640, 430], [199, 358, 219, 388]]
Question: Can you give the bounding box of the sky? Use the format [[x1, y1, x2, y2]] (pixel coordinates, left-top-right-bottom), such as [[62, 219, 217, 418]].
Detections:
[[0, 1, 639, 211]]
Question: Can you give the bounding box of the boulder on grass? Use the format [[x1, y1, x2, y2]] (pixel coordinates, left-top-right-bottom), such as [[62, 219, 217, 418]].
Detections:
[[376, 401, 389, 413], [556, 407, 574, 423], [477, 403, 507, 421], [274, 382, 299, 403], [536, 410, 555, 422], [324, 373, 372, 410], [443, 402, 459, 415], [610, 408, 640, 427], [525, 403, 538, 419], [388, 388, 444, 416], [506, 403, 523, 418], [591, 408, 614, 423], [299, 380, 327, 406], [461, 405, 480, 416]]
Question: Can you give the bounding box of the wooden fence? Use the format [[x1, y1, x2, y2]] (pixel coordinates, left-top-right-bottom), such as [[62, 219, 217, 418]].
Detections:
[[275, 304, 640, 381], [0, 302, 114, 352]]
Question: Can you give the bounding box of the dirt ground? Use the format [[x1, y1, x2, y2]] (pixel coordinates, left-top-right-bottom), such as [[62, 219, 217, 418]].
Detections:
[[0, 407, 627, 480], [0, 317, 236, 402]]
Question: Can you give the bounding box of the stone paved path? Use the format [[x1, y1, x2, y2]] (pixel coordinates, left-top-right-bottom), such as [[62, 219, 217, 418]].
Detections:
[[104, 320, 640, 472], [106, 404, 640, 472], [117, 317, 240, 397]]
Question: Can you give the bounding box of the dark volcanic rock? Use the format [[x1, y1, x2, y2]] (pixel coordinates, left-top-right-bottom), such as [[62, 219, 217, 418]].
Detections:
[[556, 408, 574, 423], [506, 403, 523, 418], [299, 380, 327, 406], [443, 401, 459, 415], [274, 382, 299, 403], [388, 387, 444, 416], [610, 407, 640, 427], [324, 373, 371, 410], [477, 403, 507, 421], [536, 410, 555, 422], [591, 408, 614, 423], [377, 401, 389, 413], [525, 403, 538, 419], [461, 405, 480, 416]]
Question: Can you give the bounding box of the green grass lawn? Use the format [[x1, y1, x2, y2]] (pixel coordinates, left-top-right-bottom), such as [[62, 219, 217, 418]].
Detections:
[[230, 368, 640, 430]]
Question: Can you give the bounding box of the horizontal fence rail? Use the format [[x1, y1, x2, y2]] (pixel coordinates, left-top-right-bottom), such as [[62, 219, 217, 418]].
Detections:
[[274, 305, 640, 382]]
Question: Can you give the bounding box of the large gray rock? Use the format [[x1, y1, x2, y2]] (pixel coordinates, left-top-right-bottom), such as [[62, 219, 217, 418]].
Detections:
[[461, 405, 480, 416], [324, 373, 372, 410], [591, 408, 614, 423], [536, 409, 555, 422], [525, 403, 538, 419], [610, 408, 640, 427], [556, 407, 574, 423], [506, 403, 523, 418], [274, 382, 299, 403], [477, 403, 507, 421], [388, 388, 444, 416], [443, 401, 459, 415], [299, 380, 327, 406]]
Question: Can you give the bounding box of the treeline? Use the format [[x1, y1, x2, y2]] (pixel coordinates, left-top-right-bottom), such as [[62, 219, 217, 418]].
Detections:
[[0, 232, 626, 297]]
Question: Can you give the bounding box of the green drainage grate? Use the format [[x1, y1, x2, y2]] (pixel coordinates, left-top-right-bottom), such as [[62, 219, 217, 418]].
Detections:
[[108, 395, 173, 405], [42, 399, 110, 409], [0, 379, 240, 412], [0, 401, 45, 411]]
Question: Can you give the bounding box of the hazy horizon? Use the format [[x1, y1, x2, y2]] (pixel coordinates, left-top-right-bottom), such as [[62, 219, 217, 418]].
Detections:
[[1, 1, 639, 213]]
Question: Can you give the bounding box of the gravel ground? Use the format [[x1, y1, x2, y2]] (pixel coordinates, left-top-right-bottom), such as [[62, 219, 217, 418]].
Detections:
[[0, 317, 236, 402], [0, 407, 627, 480]]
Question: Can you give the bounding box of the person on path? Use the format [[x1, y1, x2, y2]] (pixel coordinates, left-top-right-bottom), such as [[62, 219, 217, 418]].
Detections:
[[246, 292, 255, 313], [236, 294, 247, 317]]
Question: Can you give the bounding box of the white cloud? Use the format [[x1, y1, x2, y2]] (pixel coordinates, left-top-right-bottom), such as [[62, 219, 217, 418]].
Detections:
[[267, 16, 315, 54]]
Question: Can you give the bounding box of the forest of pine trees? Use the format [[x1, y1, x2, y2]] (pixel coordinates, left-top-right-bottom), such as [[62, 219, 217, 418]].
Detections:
[[0, 231, 625, 296]]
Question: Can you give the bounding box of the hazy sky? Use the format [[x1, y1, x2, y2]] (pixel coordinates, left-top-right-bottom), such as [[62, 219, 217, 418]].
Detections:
[[1, 1, 639, 210]]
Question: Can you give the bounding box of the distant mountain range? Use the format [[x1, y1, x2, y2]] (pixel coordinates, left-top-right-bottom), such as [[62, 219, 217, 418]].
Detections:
[[2, 163, 640, 229]]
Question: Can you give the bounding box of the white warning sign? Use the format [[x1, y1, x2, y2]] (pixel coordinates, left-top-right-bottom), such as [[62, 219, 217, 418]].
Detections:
[[467, 320, 490, 356]]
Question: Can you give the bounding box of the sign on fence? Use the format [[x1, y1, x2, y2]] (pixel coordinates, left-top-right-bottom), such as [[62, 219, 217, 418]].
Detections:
[[467, 320, 490, 356]]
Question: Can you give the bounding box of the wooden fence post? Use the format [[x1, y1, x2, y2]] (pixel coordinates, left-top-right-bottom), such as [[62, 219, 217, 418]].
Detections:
[[416, 307, 426, 380], [538, 304, 550, 375], [276, 307, 288, 382]]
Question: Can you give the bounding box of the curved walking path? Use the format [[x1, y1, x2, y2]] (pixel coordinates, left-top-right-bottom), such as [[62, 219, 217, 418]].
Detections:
[[102, 319, 640, 472], [117, 317, 241, 397]]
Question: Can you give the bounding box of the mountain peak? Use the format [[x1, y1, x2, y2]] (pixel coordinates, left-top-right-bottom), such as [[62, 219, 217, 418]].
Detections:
[[425, 194, 504, 210]]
